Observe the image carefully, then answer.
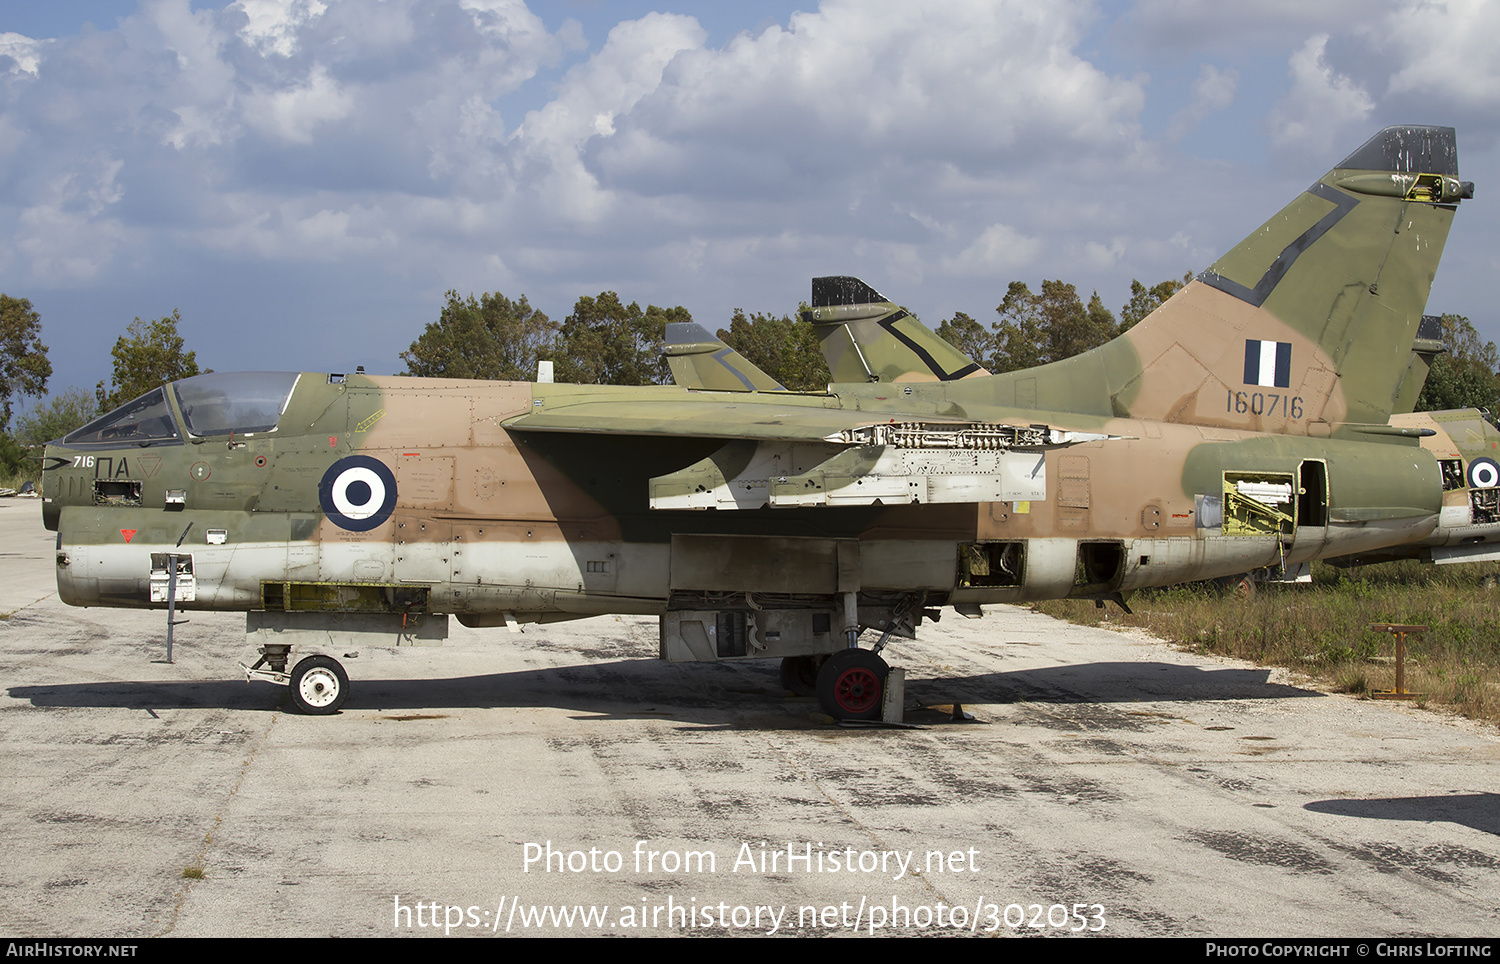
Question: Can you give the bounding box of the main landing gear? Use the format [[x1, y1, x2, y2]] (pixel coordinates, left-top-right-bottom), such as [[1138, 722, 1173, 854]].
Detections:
[[243, 644, 350, 715], [783, 649, 891, 721]]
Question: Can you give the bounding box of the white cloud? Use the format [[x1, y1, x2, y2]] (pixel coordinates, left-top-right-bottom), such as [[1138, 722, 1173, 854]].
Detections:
[[942, 224, 1043, 277], [231, 0, 328, 57], [1269, 34, 1373, 159], [510, 12, 707, 222], [0, 32, 45, 76], [1381, 0, 1500, 111], [1082, 238, 1128, 270], [1119, 0, 1372, 51], [1166, 64, 1237, 141], [461, 0, 554, 50], [595, 0, 1143, 187], [22, 1, 1482, 391], [5, 157, 133, 283], [243, 64, 354, 143]]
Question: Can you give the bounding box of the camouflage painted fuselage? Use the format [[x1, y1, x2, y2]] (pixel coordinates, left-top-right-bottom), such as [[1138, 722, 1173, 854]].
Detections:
[[40, 368, 1497, 622], [39, 125, 1492, 662]]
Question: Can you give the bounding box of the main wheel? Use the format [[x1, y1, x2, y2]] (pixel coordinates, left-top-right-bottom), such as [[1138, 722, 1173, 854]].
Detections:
[[779, 655, 825, 697], [1218, 574, 1255, 598], [816, 648, 889, 721], [289, 655, 349, 715]]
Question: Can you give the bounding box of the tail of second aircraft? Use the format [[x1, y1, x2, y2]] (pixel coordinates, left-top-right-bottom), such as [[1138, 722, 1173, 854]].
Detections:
[[800, 277, 990, 384], [959, 126, 1472, 433], [664, 321, 786, 392]]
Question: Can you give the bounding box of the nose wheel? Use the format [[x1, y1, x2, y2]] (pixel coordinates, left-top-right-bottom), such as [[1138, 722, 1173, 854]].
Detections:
[[288, 655, 349, 715], [816, 648, 889, 721]]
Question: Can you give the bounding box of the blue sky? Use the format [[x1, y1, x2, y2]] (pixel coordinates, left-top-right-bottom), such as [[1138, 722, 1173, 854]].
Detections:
[[1, 0, 1497, 407]]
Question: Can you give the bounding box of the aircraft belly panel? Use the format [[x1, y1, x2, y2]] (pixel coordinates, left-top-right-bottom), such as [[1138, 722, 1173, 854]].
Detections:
[[456, 540, 605, 595], [859, 540, 957, 590], [1320, 516, 1441, 557], [670, 534, 848, 595]]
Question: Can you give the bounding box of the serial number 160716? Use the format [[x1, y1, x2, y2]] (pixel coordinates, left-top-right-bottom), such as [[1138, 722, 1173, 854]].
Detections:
[[1227, 390, 1303, 419]]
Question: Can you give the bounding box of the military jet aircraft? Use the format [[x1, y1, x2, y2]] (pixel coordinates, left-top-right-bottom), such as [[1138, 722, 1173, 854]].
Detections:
[[41, 126, 1487, 721]]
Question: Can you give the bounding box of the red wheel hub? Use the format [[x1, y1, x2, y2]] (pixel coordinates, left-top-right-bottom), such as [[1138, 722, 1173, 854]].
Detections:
[[835, 667, 881, 714]]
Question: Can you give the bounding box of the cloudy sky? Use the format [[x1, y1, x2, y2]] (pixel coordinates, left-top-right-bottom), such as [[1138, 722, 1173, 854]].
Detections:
[[1, 0, 1497, 403]]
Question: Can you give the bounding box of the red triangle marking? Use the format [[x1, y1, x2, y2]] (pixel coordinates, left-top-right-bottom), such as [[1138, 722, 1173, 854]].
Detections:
[[121, 529, 137, 543]]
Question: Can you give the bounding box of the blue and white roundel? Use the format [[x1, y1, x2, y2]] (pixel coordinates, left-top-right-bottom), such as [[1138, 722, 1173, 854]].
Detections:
[[1469, 457, 1500, 490], [319, 456, 397, 531]]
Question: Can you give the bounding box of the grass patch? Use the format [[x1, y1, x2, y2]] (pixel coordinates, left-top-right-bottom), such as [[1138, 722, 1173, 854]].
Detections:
[[181, 867, 204, 880], [1034, 560, 1500, 727]]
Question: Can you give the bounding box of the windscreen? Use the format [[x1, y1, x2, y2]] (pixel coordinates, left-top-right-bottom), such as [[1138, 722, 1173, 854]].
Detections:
[[63, 388, 179, 446]]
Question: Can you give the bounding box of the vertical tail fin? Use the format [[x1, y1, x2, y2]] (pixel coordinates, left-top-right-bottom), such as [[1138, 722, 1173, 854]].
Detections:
[[664, 322, 785, 392], [972, 126, 1473, 433], [801, 276, 989, 383]]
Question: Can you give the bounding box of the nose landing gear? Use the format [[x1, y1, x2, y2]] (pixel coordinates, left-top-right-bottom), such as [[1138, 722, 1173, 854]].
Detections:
[[243, 645, 350, 715], [814, 648, 889, 721]]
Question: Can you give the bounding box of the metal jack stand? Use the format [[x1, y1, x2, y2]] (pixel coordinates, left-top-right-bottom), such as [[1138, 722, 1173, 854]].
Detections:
[[1369, 623, 1425, 700], [163, 523, 193, 664]]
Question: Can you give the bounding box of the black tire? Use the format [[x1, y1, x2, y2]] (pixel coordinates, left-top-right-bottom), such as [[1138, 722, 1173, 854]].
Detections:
[[816, 648, 889, 721], [289, 655, 349, 715], [779, 655, 825, 696]]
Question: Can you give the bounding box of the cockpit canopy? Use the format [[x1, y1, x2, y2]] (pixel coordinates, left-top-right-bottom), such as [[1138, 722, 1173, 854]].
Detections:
[[62, 372, 300, 446], [172, 371, 300, 436]]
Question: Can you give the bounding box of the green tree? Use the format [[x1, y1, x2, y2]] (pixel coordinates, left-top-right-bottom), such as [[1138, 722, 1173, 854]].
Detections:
[[0, 432, 30, 488], [1119, 273, 1192, 333], [96, 310, 202, 411], [1416, 314, 1500, 413], [548, 292, 683, 386], [401, 290, 556, 381], [717, 310, 830, 391], [935, 311, 995, 371], [991, 280, 1117, 373], [12, 387, 97, 446], [0, 294, 52, 433]]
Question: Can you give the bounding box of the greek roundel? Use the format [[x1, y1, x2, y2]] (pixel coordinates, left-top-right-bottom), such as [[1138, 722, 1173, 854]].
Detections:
[[319, 456, 398, 531], [1468, 457, 1499, 490]]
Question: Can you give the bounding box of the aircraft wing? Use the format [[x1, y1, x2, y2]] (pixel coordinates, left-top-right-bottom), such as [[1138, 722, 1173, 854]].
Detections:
[[506, 396, 1114, 509], [506, 396, 904, 442]]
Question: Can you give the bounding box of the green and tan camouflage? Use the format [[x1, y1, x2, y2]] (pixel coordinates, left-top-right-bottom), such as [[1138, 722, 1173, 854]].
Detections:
[[663, 321, 785, 392], [800, 277, 990, 384], [39, 126, 1488, 719]]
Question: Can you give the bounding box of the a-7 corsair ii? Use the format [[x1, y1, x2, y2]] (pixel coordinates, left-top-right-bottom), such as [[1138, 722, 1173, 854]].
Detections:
[[40, 126, 1490, 721]]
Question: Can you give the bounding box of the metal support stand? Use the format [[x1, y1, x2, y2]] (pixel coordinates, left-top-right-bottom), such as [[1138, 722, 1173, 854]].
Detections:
[[1369, 623, 1425, 700], [162, 523, 193, 664]]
